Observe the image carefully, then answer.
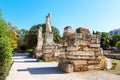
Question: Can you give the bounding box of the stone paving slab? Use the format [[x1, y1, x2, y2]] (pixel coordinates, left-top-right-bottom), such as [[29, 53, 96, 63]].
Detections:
[[6, 53, 120, 80]]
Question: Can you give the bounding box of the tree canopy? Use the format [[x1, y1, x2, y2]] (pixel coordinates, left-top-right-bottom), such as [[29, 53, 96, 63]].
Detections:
[[17, 23, 61, 50], [100, 32, 112, 49], [110, 34, 120, 47], [7, 22, 18, 49]]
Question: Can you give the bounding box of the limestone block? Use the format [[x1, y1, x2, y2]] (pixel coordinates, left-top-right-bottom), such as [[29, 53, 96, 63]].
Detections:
[[63, 41, 68, 46], [35, 49, 42, 58], [83, 47, 89, 51], [74, 65, 88, 71], [70, 60, 87, 65], [90, 40, 96, 44], [88, 64, 101, 70], [90, 57, 111, 70], [60, 48, 66, 52], [105, 58, 112, 70], [63, 26, 74, 36], [76, 27, 90, 35], [42, 53, 53, 62], [90, 35, 97, 44], [71, 33, 83, 39], [58, 63, 74, 73], [67, 55, 95, 60], [54, 51, 61, 56], [96, 37, 100, 44], [45, 33, 53, 43], [88, 60, 100, 64], [67, 46, 78, 51], [43, 49, 53, 53], [79, 40, 88, 46], [89, 44, 100, 48], [67, 51, 94, 56], [60, 52, 67, 55], [100, 58, 106, 69], [83, 35, 91, 40], [94, 52, 100, 57]]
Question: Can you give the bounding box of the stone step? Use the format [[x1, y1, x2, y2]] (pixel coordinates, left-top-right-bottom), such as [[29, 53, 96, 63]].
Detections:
[[67, 55, 96, 60]]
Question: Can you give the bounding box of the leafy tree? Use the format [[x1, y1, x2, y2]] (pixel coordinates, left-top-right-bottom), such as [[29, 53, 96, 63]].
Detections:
[[0, 12, 12, 80], [27, 23, 61, 49], [110, 34, 120, 47], [17, 29, 29, 52], [115, 41, 120, 49], [94, 31, 101, 35], [52, 26, 61, 43], [7, 22, 18, 49], [100, 32, 112, 49]]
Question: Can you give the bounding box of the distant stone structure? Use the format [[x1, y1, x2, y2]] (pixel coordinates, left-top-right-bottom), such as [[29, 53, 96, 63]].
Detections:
[[35, 13, 58, 61], [109, 28, 120, 36], [58, 26, 112, 72]]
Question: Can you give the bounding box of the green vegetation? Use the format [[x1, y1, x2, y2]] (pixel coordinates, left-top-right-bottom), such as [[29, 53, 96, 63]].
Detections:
[[100, 32, 112, 49], [115, 41, 120, 49], [110, 34, 120, 47], [18, 23, 61, 51], [94, 31, 112, 49], [112, 59, 120, 66], [7, 22, 18, 49], [17, 29, 29, 52], [0, 12, 12, 80]]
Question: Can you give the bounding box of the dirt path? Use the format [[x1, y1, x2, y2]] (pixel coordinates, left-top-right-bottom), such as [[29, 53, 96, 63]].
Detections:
[[6, 53, 120, 80]]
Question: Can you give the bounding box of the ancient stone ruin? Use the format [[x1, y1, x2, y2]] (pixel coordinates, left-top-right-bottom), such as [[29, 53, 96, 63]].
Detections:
[[35, 13, 58, 61], [35, 27, 43, 59], [35, 14, 112, 72], [58, 26, 112, 72]]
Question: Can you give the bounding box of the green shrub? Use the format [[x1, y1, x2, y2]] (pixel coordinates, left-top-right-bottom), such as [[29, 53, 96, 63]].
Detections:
[[115, 41, 120, 49], [0, 13, 12, 80], [27, 49, 33, 53]]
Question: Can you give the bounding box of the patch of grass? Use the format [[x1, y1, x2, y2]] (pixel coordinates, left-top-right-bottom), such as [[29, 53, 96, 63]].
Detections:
[[116, 72, 120, 75], [107, 59, 120, 75], [111, 67, 115, 70], [112, 59, 120, 66]]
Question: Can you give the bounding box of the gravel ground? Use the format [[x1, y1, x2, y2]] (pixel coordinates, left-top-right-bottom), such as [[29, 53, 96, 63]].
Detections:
[[6, 53, 120, 80]]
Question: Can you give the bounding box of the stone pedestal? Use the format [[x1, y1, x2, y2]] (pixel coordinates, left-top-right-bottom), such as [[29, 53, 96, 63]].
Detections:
[[45, 32, 54, 43]]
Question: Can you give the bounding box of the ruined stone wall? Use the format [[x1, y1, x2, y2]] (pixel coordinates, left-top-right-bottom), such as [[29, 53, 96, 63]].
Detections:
[[58, 27, 109, 72]]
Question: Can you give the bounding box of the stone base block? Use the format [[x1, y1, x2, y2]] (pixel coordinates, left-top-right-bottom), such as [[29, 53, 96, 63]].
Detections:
[[58, 63, 74, 73], [74, 65, 88, 71], [70, 60, 87, 65]]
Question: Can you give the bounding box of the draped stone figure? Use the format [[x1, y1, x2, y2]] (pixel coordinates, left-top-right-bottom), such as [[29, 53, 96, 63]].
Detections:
[[46, 13, 52, 33]]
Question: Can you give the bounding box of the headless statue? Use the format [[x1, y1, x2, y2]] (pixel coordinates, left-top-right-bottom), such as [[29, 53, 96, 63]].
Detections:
[[46, 13, 52, 33]]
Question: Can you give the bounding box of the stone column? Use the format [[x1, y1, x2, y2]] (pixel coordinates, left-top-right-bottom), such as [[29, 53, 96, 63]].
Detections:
[[46, 13, 52, 33], [35, 27, 43, 59]]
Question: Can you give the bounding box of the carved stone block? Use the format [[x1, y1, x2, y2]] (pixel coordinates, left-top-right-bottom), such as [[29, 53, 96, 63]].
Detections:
[[66, 55, 96, 60], [89, 44, 100, 48], [45, 33, 53, 43], [67, 46, 78, 51]]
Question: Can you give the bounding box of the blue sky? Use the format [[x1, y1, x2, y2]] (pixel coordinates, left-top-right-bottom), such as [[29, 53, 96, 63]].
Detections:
[[0, 0, 120, 35]]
